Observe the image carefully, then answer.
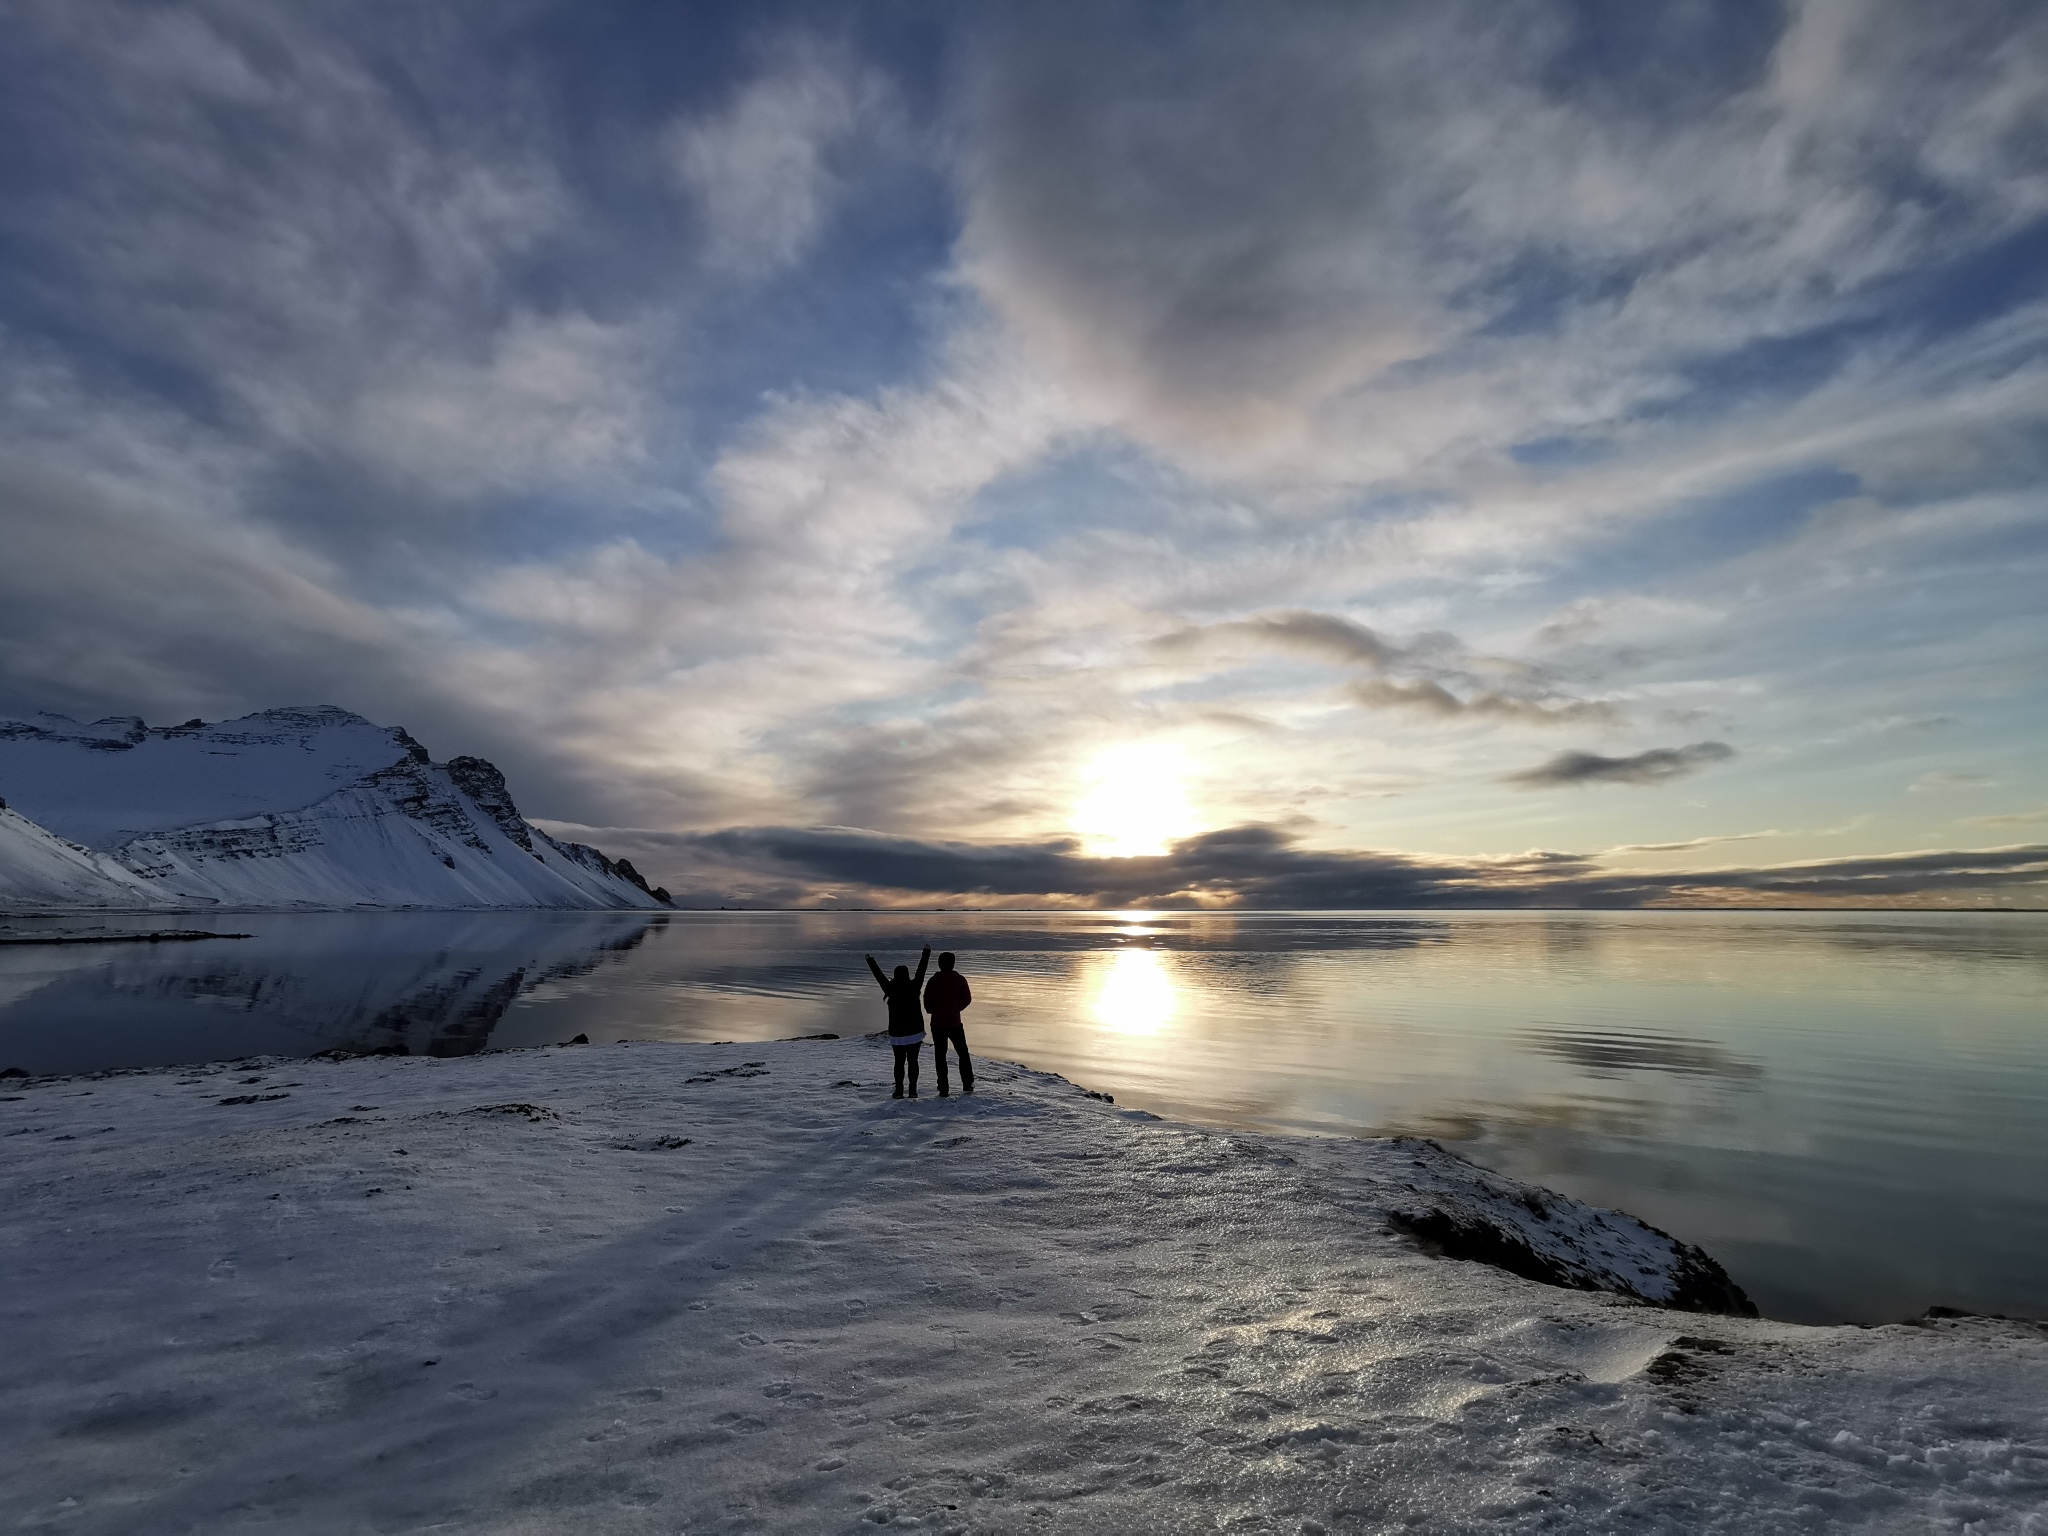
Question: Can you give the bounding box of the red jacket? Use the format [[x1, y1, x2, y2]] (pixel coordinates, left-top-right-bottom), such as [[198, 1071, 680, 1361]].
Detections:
[[923, 969, 972, 1027]]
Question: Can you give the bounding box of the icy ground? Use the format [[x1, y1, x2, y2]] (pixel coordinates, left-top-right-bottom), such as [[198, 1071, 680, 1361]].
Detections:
[[2, 1041, 2043, 1534]]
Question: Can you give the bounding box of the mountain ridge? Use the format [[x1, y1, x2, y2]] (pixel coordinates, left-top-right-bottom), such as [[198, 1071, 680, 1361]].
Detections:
[[0, 706, 671, 913]]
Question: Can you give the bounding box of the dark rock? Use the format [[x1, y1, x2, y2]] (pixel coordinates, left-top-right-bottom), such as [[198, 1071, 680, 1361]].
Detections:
[[1916, 1305, 2014, 1323], [366, 760, 493, 851], [1391, 1208, 1581, 1289], [1388, 1206, 1756, 1317], [566, 1033, 589, 1045], [446, 756, 532, 850]]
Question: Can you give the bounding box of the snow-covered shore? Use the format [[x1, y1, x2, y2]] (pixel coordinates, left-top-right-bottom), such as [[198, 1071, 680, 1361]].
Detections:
[[2, 1041, 2042, 1534]]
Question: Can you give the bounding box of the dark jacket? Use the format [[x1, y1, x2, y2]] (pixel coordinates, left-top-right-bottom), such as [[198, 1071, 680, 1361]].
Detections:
[[867, 951, 929, 1038], [923, 969, 971, 1028]]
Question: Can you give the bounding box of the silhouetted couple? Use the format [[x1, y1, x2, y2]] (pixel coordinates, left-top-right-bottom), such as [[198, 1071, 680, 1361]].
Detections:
[[864, 945, 973, 1100]]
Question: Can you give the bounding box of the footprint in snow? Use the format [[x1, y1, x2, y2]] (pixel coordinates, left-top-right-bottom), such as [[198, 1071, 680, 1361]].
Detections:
[[463, 1103, 558, 1122], [684, 1063, 771, 1083]]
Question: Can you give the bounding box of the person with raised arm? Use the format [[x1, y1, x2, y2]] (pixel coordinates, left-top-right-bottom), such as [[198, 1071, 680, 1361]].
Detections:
[[865, 945, 930, 1099], [923, 951, 974, 1096]]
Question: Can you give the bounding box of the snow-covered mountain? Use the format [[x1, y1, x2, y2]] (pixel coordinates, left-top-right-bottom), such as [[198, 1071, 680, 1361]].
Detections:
[[0, 804, 180, 910], [0, 706, 670, 912]]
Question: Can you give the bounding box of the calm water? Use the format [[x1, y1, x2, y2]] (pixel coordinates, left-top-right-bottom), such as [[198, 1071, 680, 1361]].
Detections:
[[3, 908, 2043, 1326]]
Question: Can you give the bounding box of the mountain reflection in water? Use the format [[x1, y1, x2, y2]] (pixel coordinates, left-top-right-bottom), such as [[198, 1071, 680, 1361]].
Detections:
[[0, 912, 656, 1072]]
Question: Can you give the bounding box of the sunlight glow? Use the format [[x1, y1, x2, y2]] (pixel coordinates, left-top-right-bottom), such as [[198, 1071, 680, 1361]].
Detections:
[[1074, 744, 1198, 857], [1087, 947, 1180, 1035]]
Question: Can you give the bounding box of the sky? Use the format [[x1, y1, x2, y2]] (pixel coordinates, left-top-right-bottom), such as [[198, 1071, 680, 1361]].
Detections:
[[0, 0, 2044, 908]]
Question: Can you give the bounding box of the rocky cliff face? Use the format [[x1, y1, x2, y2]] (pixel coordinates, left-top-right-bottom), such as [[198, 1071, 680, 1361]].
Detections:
[[446, 756, 534, 851], [0, 707, 672, 912]]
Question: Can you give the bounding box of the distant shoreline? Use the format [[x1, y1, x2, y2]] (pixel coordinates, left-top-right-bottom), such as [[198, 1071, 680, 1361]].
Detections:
[[4, 904, 2040, 918], [0, 928, 249, 945]]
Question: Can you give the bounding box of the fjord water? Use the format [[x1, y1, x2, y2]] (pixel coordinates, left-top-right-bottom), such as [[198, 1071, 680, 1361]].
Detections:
[[3, 908, 2042, 1326]]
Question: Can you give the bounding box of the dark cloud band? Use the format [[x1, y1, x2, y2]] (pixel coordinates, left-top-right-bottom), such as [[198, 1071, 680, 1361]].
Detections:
[[608, 821, 2048, 909], [1507, 741, 1736, 788]]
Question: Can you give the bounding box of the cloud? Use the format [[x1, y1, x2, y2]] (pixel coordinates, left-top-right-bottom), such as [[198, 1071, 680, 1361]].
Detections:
[[0, 2, 2042, 893], [1345, 679, 1622, 726], [565, 818, 2048, 910], [650, 821, 1538, 908], [1181, 610, 1399, 669], [1605, 831, 1779, 854], [0, 444, 434, 721], [1507, 741, 1737, 788], [0, 2, 649, 508], [1671, 842, 2048, 901], [329, 313, 648, 497], [1960, 806, 2048, 827], [453, 333, 1080, 829], [1155, 609, 1623, 726], [670, 37, 895, 276], [955, 1, 2048, 479], [1910, 770, 1995, 792]]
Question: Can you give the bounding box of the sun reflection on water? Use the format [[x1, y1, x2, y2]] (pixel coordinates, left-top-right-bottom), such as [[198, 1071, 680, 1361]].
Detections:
[[1088, 948, 1180, 1035]]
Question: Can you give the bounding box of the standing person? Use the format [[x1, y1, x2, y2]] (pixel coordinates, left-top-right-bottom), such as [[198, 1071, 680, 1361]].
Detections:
[[923, 951, 974, 1096], [865, 946, 930, 1099]]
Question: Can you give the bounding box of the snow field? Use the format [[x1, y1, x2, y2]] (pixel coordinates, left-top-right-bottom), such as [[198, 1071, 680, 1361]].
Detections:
[[1, 1040, 2043, 1534]]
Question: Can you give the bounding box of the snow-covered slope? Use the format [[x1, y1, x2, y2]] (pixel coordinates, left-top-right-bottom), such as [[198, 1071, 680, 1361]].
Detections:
[[0, 707, 669, 912], [0, 805, 181, 911], [0, 707, 422, 849]]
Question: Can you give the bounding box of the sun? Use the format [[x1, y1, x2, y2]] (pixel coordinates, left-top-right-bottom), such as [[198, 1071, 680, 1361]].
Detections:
[[1073, 743, 1198, 857]]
